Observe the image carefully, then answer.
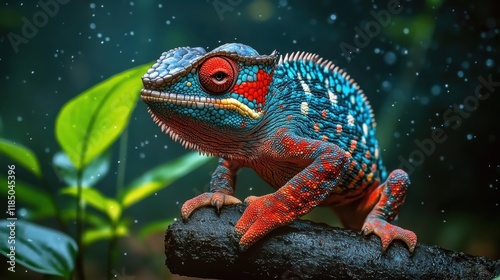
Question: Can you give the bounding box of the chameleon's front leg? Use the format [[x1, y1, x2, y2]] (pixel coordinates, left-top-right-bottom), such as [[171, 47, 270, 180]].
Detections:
[[235, 135, 350, 251], [181, 158, 242, 219]]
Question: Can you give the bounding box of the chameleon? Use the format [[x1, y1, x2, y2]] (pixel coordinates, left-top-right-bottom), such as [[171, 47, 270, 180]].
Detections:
[[140, 43, 417, 253]]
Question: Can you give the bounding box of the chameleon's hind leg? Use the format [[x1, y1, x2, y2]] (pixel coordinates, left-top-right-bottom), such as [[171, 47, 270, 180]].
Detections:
[[362, 169, 417, 253]]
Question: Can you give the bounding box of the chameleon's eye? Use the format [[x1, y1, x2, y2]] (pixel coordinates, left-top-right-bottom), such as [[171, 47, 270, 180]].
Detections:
[[198, 56, 237, 95]]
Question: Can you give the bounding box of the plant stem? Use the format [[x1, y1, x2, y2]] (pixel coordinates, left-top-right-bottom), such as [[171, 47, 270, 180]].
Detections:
[[116, 128, 128, 196], [106, 129, 129, 275], [107, 223, 118, 277], [75, 168, 85, 280]]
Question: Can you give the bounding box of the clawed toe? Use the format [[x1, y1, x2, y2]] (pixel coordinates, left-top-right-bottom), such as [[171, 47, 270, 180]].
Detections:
[[181, 192, 241, 220], [362, 219, 417, 254]]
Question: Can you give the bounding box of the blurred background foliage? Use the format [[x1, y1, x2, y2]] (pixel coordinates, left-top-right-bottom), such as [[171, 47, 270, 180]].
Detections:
[[0, 0, 499, 279]]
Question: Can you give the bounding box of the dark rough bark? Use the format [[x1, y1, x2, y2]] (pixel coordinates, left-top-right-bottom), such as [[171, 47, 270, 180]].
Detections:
[[165, 204, 500, 280]]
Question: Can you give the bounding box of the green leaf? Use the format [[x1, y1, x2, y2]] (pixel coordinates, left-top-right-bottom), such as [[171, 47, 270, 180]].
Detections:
[[0, 220, 77, 278], [59, 207, 108, 227], [0, 177, 56, 219], [83, 223, 129, 245], [121, 152, 212, 209], [52, 151, 110, 187], [55, 63, 151, 170], [61, 186, 122, 222], [137, 218, 175, 240], [0, 138, 41, 178]]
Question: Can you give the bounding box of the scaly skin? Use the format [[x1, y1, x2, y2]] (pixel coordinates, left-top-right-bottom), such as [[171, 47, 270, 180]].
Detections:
[[141, 43, 417, 253]]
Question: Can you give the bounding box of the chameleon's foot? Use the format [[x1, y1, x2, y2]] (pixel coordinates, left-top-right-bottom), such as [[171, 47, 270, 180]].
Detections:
[[235, 194, 296, 251], [181, 192, 242, 220], [362, 218, 417, 254]]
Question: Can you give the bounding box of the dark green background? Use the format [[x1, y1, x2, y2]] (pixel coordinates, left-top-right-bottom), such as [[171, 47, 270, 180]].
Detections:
[[1, 0, 499, 279]]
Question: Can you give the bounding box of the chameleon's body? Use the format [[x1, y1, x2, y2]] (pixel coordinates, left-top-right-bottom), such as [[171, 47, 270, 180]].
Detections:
[[141, 43, 417, 252]]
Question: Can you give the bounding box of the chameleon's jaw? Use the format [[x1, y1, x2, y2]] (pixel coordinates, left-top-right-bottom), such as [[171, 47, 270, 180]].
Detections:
[[140, 88, 263, 159], [140, 89, 264, 119]]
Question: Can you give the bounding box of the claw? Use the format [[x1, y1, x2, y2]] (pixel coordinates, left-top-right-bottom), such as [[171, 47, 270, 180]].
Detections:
[[362, 218, 417, 254], [181, 192, 241, 220], [235, 194, 297, 251], [213, 199, 223, 212]]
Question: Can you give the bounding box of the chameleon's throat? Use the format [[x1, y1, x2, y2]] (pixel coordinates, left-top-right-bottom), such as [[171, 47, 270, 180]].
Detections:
[[141, 89, 261, 160], [141, 89, 263, 119]]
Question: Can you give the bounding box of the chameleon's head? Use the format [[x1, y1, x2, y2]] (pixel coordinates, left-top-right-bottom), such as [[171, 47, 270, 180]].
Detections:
[[141, 43, 276, 156]]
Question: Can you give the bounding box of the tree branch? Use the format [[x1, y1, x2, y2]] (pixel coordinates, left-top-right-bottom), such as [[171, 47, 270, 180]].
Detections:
[[165, 204, 499, 280]]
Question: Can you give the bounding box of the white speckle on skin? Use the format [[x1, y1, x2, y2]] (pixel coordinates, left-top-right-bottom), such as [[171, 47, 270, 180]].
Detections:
[[347, 114, 355, 126], [350, 95, 356, 105], [300, 102, 309, 115], [297, 73, 312, 94], [328, 90, 337, 104], [362, 123, 369, 135]]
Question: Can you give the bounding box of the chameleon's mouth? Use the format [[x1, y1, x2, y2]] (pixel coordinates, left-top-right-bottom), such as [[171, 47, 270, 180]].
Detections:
[[140, 89, 263, 119]]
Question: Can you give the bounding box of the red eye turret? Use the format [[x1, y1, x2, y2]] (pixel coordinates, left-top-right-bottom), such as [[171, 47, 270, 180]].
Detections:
[[198, 56, 238, 94]]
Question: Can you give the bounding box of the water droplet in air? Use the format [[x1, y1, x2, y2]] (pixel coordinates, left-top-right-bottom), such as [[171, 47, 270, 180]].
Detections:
[[327, 13, 337, 24], [486, 58, 494, 68], [431, 85, 441, 96], [384, 51, 397, 65]]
